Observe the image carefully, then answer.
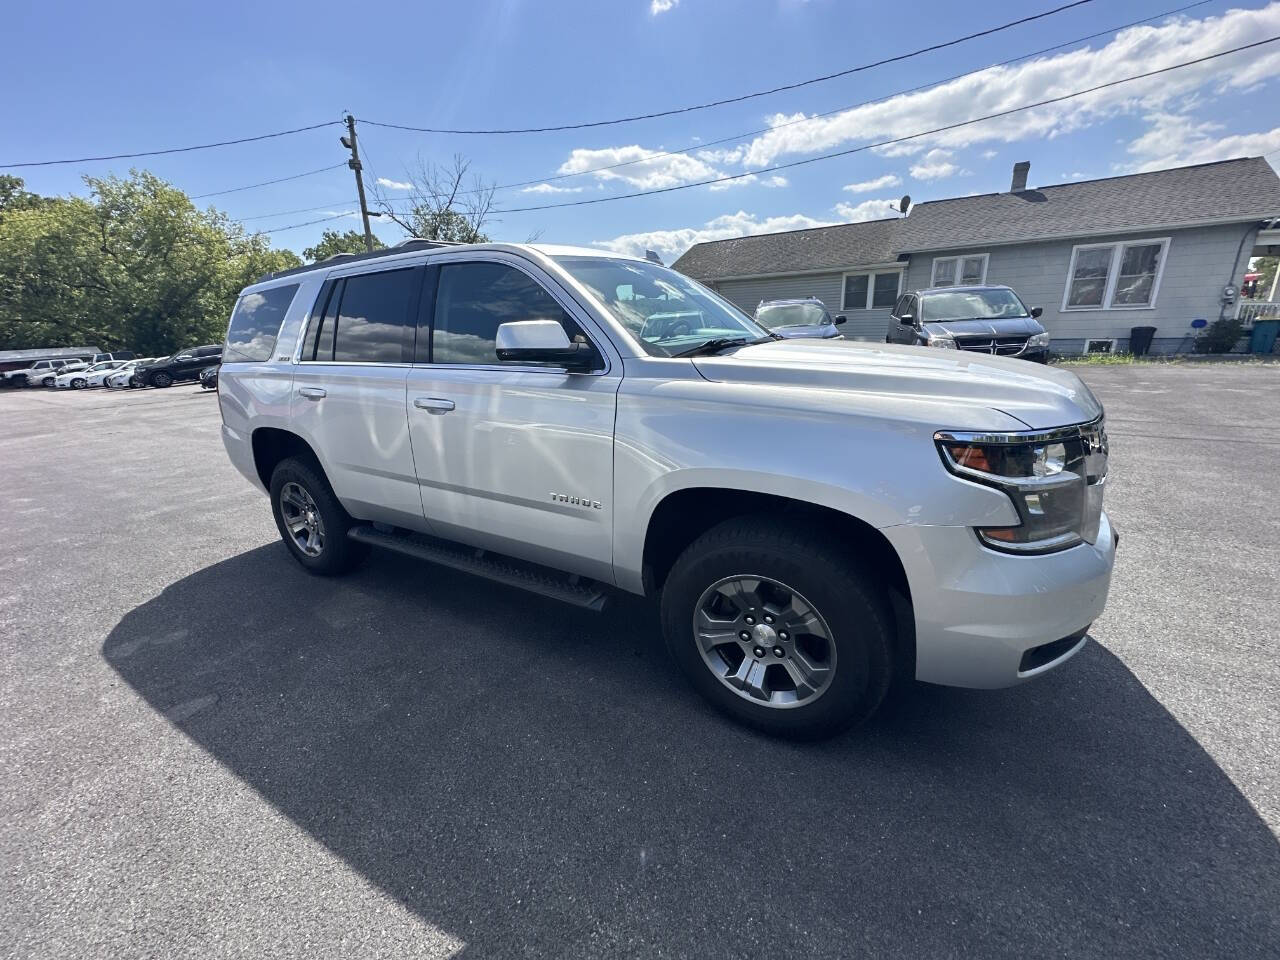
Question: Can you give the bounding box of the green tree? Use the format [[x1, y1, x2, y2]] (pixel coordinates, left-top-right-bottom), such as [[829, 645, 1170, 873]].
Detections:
[[369, 154, 496, 243], [304, 228, 382, 263], [1249, 257, 1278, 300], [0, 171, 300, 355]]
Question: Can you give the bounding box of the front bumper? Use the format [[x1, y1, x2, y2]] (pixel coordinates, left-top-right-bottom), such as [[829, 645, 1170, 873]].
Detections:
[[882, 511, 1116, 688]]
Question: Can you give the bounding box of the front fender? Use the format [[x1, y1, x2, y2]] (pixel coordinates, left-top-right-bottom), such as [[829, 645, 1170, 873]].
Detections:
[[611, 378, 1019, 593]]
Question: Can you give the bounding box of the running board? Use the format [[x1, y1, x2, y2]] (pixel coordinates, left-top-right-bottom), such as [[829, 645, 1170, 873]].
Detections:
[[347, 525, 610, 612]]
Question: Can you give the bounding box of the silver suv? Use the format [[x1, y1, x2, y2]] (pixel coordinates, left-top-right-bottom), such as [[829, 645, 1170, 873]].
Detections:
[[218, 242, 1116, 738]]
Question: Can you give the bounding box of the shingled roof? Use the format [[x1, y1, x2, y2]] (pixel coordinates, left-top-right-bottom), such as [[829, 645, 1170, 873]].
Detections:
[[896, 157, 1280, 252], [671, 216, 902, 280], [672, 157, 1280, 279]]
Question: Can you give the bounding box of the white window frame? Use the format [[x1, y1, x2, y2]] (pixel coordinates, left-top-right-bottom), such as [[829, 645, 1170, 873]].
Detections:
[[841, 269, 903, 311], [931, 253, 989, 287], [1061, 238, 1170, 312]]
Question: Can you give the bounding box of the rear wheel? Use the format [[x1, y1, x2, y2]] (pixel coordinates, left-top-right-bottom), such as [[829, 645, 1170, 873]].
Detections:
[[269, 457, 367, 575], [660, 516, 894, 739], [151, 371, 172, 388]]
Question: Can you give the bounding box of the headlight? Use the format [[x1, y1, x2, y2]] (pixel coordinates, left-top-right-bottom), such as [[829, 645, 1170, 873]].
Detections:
[[1027, 331, 1051, 348], [928, 335, 957, 349], [935, 418, 1108, 554]]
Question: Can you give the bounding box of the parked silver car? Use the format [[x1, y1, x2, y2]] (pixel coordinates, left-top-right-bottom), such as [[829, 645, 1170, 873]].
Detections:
[[753, 297, 846, 340], [219, 242, 1114, 738]]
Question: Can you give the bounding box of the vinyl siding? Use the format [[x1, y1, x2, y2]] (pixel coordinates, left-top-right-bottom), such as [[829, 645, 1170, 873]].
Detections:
[[712, 272, 897, 340], [904, 223, 1258, 352]]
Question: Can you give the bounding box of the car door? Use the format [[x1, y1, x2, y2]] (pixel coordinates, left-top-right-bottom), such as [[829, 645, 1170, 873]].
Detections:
[[891, 294, 919, 344], [289, 262, 429, 532], [405, 253, 621, 584]]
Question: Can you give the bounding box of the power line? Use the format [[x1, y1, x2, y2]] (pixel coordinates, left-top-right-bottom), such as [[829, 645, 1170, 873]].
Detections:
[[190, 163, 346, 199], [358, 0, 1096, 136], [366, 0, 1217, 201], [2, 120, 342, 170], [484, 36, 1280, 214]]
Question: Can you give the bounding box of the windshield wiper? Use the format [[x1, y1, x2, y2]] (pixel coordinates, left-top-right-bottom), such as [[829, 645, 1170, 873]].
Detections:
[[671, 335, 776, 358]]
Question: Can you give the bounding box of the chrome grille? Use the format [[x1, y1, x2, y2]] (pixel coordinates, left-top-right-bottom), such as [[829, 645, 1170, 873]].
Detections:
[[956, 336, 1028, 356]]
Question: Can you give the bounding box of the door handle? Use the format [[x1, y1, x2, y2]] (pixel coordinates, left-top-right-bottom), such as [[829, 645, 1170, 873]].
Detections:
[[414, 397, 455, 414], [299, 387, 327, 400]]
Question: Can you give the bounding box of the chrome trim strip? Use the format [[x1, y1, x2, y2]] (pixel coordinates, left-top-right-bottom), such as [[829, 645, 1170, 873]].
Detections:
[[934, 414, 1104, 446]]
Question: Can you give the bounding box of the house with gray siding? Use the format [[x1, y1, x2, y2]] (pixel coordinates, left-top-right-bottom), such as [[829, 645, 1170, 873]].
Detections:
[[673, 157, 1280, 354]]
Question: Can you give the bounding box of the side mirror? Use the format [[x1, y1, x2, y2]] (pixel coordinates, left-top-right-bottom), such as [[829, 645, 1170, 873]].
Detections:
[[1030, 306, 1043, 318], [495, 320, 596, 371], [833, 315, 847, 325]]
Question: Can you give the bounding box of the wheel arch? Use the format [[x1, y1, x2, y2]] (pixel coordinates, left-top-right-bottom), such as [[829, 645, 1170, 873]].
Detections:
[[639, 486, 915, 677], [251, 427, 322, 492]]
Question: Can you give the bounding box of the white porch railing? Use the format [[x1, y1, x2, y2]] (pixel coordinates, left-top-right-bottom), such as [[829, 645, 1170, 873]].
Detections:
[[1236, 300, 1280, 325]]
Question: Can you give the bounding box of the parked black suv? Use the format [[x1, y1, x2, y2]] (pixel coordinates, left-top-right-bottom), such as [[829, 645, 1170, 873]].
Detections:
[[887, 285, 1051, 361], [134, 345, 223, 387]]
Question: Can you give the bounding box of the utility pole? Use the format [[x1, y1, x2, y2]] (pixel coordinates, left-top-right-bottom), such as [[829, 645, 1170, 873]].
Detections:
[[341, 114, 375, 253]]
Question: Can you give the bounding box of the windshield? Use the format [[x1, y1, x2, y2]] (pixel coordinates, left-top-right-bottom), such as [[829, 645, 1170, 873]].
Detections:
[[922, 288, 1029, 322], [553, 256, 767, 357], [755, 302, 829, 329]]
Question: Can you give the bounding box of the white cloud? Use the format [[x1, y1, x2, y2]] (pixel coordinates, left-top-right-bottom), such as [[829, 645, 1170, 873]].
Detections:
[[1061, 171, 1088, 180], [763, 175, 789, 188], [834, 198, 899, 222], [981, 149, 999, 160], [843, 173, 901, 193], [696, 146, 745, 165], [376, 177, 412, 190], [909, 148, 960, 181], [557, 145, 722, 189], [734, 5, 1280, 168], [520, 182, 585, 194], [595, 210, 836, 263], [1124, 112, 1280, 171], [650, 0, 678, 13]]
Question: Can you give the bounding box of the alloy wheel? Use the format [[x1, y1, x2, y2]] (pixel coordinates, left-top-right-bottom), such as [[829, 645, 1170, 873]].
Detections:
[[692, 575, 837, 709], [279, 481, 325, 557]]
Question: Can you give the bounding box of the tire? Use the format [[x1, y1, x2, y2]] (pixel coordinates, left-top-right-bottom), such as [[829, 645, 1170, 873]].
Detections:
[[151, 371, 173, 388], [41, 376, 55, 387], [268, 456, 368, 575], [71, 378, 87, 389], [660, 516, 894, 739]]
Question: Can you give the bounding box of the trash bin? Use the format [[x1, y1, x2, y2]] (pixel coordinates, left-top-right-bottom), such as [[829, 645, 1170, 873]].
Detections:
[[1250, 319, 1280, 354], [1129, 325, 1157, 356]]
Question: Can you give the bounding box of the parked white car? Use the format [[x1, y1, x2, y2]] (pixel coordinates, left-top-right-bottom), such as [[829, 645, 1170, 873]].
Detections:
[[104, 359, 155, 389], [53, 360, 127, 389], [220, 242, 1116, 738], [33, 359, 89, 386]]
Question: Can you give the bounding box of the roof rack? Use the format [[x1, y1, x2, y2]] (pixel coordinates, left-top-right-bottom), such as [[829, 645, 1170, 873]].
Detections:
[[254, 237, 467, 284]]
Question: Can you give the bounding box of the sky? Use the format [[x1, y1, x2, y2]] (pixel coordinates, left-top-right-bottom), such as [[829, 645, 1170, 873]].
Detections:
[[7, 0, 1280, 263]]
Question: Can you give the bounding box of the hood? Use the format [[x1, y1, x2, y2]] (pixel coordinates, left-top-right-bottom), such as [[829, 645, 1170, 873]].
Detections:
[[692, 339, 1100, 431], [771, 324, 842, 340], [921, 316, 1043, 338]]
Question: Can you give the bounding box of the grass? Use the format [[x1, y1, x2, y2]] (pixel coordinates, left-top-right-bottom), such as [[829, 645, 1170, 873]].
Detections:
[[1052, 352, 1179, 366]]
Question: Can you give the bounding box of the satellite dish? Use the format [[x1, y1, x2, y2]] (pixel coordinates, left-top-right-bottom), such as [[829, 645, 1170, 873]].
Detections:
[[895, 194, 912, 215]]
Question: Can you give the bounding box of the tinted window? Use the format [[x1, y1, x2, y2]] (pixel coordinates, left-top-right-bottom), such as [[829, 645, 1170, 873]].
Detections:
[[433, 262, 573, 365], [308, 280, 342, 361], [332, 269, 416, 363], [872, 273, 899, 308], [843, 274, 868, 310], [224, 284, 298, 363], [922, 288, 1029, 321]]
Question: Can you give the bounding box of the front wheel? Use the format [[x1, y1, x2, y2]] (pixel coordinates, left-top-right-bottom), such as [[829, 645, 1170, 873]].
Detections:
[[660, 517, 894, 739], [269, 457, 367, 575], [41, 376, 55, 387], [71, 378, 87, 389]]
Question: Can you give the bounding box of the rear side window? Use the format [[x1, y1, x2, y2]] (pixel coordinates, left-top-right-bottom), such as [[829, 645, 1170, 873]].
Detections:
[[432, 261, 573, 365], [305, 269, 416, 363], [224, 284, 298, 363]]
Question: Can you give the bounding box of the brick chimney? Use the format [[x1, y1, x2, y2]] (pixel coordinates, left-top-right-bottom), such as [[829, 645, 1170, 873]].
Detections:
[[1010, 161, 1030, 192]]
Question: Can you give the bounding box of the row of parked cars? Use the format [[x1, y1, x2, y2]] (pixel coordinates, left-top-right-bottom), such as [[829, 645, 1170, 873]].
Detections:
[[4, 345, 223, 390], [751, 284, 1051, 361]]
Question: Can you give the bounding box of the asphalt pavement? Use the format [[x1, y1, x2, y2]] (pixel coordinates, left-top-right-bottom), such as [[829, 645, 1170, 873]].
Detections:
[[1, 365, 1278, 959]]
